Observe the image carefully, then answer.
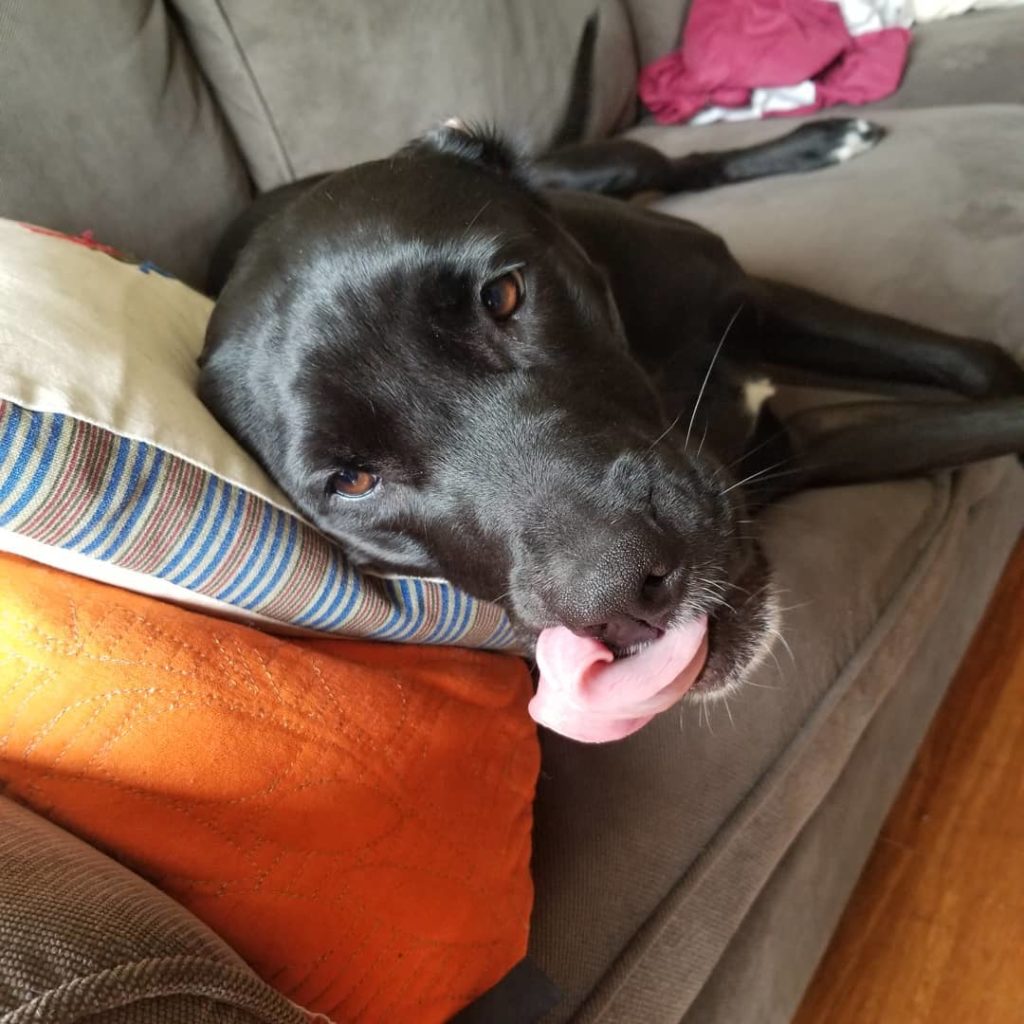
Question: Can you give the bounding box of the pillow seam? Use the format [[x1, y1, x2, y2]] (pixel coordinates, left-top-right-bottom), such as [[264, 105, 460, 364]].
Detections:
[[0, 953, 304, 1024]]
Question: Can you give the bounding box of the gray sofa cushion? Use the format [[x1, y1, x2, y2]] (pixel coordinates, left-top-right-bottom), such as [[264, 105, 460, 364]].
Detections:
[[531, 463, 1010, 1020], [171, 0, 639, 189], [621, 0, 692, 66], [0, 797, 303, 1024], [871, 9, 1024, 111], [0, 0, 253, 290], [529, 102, 1024, 1020], [536, 458, 1021, 1023], [681, 463, 1024, 1024]]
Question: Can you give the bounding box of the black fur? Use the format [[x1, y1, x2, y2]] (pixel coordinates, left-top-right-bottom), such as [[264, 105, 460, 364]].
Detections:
[[199, 122, 1024, 694]]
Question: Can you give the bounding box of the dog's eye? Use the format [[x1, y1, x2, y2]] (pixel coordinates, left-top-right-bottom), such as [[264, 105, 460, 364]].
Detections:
[[480, 269, 524, 321], [327, 467, 380, 499]]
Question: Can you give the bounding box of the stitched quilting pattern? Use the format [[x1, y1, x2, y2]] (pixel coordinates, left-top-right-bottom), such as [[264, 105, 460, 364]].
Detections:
[[0, 553, 539, 1023]]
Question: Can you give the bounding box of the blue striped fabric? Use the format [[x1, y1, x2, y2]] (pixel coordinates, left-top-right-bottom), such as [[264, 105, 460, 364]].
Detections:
[[0, 400, 517, 651]]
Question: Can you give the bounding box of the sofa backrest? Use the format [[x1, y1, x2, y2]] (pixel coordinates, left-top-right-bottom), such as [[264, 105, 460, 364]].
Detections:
[[172, 0, 640, 190], [0, 0, 253, 289], [0, 0, 668, 288]]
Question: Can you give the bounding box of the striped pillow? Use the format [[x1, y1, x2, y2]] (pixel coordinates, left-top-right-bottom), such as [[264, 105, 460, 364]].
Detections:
[[0, 220, 514, 651]]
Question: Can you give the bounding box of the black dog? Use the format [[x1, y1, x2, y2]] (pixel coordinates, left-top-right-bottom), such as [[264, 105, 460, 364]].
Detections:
[[199, 116, 1024, 704]]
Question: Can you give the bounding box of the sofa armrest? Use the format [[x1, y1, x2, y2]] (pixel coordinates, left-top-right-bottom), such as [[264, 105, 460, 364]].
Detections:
[[0, 796, 302, 1024]]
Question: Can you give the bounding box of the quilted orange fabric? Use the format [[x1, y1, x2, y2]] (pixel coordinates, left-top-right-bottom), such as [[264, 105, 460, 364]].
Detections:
[[0, 553, 539, 1023]]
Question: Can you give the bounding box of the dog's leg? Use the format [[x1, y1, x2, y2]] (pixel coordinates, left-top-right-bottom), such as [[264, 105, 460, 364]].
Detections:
[[730, 279, 1024, 499], [531, 119, 884, 198], [748, 279, 1024, 400], [742, 398, 1024, 506]]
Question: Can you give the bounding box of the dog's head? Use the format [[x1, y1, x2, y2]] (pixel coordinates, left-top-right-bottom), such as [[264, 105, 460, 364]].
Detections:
[[200, 125, 778, 717]]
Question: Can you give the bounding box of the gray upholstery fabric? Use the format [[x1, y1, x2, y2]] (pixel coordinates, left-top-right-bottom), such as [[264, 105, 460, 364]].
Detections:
[[0, 0, 252, 289], [682, 462, 1024, 1024], [171, 0, 639, 189], [628, 105, 1024, 359], [0, 796, 304, 1024], [530, 461, 1020, 1020], [871, 9, 1024, 111], [621, 0, 691, 65], [541, 458, 1022, 1023]]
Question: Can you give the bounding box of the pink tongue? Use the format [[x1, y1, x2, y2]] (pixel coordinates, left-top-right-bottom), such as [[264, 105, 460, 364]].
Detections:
[[529, 616, 709, 743]]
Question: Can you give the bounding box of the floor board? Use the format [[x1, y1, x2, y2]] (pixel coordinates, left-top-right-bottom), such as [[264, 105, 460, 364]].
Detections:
[[793, 535, 1024, 1024]]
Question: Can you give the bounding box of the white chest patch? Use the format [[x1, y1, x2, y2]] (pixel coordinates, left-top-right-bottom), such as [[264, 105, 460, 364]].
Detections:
[[742, 376, 777, 418]]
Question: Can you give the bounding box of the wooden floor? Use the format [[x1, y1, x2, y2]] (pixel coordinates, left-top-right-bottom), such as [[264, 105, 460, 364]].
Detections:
[[793, 536, 1024, 1024]]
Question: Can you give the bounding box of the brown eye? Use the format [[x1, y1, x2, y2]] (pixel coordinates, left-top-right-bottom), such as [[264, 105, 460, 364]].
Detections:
[[328, 467, 380, 499], [480, 268, 524, 320]]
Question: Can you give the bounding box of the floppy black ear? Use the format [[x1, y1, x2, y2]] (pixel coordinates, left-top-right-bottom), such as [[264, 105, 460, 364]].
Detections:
[[407, 119, 534, 188]]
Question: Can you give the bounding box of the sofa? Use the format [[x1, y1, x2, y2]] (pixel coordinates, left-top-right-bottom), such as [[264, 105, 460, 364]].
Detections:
[[2, 2, 1022, 1021]]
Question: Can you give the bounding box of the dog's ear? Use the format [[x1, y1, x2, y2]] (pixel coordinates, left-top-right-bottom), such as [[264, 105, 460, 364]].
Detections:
[[407, 119, 532, 186]]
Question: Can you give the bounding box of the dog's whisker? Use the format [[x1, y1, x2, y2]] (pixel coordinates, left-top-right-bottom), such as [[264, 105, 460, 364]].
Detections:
[[646, 403, 690, 454], [765, 643, 785, 678], [684, 303, 744, 452], [462, 200, 492, 235], [692, 575, 728, 594], [713, 422, 792, 481], [720, 457, 798, 495], [646, 305, 744, 457], [695, 417, 710, 460], [739, 468, 805, 493], [721, 458, 794, 494], [743, 678, 780, 691], [765, 624, 795, 665], [722, 693, 736, 729]]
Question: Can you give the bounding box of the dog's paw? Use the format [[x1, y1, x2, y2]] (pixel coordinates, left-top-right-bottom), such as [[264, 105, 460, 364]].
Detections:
[[824, 117, 886, 163], [783, 117, 886, 169]]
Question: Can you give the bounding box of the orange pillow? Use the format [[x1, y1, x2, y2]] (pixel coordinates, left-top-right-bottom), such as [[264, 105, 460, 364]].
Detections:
[[0, 553, 538, 1023]]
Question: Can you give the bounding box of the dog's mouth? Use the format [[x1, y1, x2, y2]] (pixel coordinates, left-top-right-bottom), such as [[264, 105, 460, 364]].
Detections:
[[529, 616, 710, 743], [526, 546, 775, 743]]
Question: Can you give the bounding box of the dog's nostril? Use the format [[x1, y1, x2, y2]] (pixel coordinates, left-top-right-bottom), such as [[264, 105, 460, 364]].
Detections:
[[582, 617, 662, 650], [642, 568, 670, 593]]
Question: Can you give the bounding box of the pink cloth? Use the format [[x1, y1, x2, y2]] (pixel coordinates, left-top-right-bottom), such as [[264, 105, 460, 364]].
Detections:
[[638, 0, 910, 124]]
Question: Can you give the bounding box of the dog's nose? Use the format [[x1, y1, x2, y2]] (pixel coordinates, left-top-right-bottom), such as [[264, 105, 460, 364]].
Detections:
[[559, 545, 687, 645]]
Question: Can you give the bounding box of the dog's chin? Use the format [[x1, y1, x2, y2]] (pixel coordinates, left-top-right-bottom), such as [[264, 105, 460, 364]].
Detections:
[[682, 578, 780, 704]]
